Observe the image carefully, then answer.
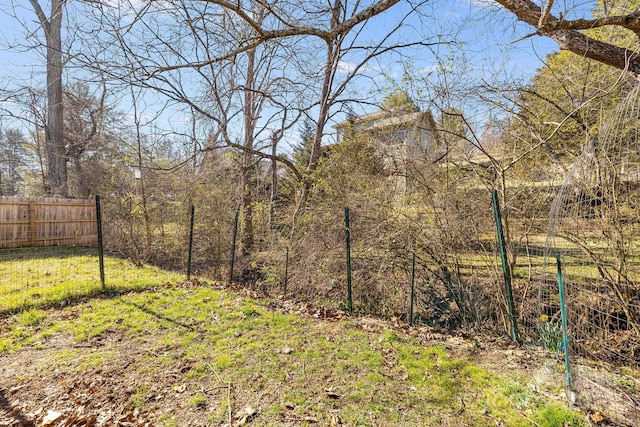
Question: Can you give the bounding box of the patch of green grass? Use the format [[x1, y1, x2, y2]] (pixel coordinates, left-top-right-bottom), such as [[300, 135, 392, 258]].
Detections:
[[52, 348, 82, 362], [16, 309, 47, 327], [0, 246, 184, 315], [535, 404, 587, 427], [0, 250, 589, 426], [189, 392, 207, 408], [0, 309, 49, 353], [185, 363, 208, 379], [130, 384, 150, 409], [159, 413, 177, 427], [77, 350, 113, 371], [0, 337, 11, 353]]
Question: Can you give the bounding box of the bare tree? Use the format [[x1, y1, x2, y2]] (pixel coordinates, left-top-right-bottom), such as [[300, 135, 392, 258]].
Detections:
[[79, 0, 436, 183], [63, 81, 110, 198], [29, 0, 68, 196]]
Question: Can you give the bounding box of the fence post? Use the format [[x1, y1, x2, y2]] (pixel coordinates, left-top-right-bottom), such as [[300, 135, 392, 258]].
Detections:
[[187, 205, 195, 281], [95, 195, 105, 290], [491, 189, 520, 344], [344, 206, 353, 314], [409, 252, 416, 326], [556, 252, 574, 406], [28, 202, 36, 245], [284, 246, 289, 295], [229, 208, 239, 284]]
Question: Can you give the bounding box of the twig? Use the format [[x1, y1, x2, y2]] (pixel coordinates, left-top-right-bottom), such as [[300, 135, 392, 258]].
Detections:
[[539, 0, 554, 28], [205, 361, 223, 383], [510, 32, 537, 44], [227, 382, 232, 425]]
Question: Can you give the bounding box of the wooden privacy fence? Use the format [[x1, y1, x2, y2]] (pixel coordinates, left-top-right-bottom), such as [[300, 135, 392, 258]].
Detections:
[[0, 196, 97, 248]]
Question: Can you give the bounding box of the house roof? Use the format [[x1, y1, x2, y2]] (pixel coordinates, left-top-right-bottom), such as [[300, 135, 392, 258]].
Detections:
[[333, 109, 435, 132]]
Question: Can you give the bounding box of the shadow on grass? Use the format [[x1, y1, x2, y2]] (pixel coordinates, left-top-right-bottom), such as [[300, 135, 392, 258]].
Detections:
[[1, 245, 189, 317], [0, 283, 184, 318], [122, 300, 197, 332], [0, 246, 100, 262]]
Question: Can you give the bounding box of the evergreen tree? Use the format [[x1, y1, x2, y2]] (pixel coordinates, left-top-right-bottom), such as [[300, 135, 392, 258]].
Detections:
[[0, 128, 27, 196], [293, 118, 315, 171]]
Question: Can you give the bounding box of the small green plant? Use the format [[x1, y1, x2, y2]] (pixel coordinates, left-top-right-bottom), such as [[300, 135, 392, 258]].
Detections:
[[256, 264, 280, 287], [159, 413, 177, 427], [130, 385, 150, 409], [189, 392, 207, 408], [535, 404, 587, 427], [0, 338, 11, 353], [242, 306, 260, 318], [77, 350, 112, 371], [17, 309, 47, 327], [185, 363, 208, 379], [538, 319, 564, 353]]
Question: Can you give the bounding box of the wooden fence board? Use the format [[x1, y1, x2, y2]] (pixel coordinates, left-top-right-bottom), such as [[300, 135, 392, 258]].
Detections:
[[0, 196, 97, 248]]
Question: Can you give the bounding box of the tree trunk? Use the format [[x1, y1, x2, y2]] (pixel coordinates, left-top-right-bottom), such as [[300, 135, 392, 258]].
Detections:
[[30, 0, 68, 196], [72, 156, 88, 198], [269, 130, 279, 228], [303, 40, 339, 203], [241, 46, 257, 254], [129, 86, 153, 252], [304, 0, 343, 200]]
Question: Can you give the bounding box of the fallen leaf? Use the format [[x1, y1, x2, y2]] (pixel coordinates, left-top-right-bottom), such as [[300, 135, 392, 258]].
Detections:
[[324, 389, 340, 399], [589, 410, 605, 424], [42, 410, 63, 426], [329, 414, 342, 426], [233, 405, 257, 426]]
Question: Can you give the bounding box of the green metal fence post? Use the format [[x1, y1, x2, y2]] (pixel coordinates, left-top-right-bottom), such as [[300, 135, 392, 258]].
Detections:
[[229, 208, 239, 284], [344, 206, 353, 314], [187, 205, 195, 281], [284, 246, 289, 295], [556, 252, 574, 407], [491, 189, 520, 344], [95, 194, 105, 290], [409, 252, 416, 326]]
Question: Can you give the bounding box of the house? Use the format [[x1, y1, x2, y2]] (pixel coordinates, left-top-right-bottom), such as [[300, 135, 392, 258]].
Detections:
[[333, 108, 439, 193]]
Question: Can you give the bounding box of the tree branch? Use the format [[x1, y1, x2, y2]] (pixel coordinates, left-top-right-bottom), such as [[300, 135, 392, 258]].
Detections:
[[28, 0, 50, 35], [495, 0, 640, 75], [540, 13, 640, 37]]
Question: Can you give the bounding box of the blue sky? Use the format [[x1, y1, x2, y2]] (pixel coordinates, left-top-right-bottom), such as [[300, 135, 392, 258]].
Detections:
[[0, 0, 599, 148]]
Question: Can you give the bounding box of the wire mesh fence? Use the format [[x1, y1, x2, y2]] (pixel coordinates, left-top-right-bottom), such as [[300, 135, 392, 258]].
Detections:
[[2, 184, 638, 366], [541, 84, 640, 418]]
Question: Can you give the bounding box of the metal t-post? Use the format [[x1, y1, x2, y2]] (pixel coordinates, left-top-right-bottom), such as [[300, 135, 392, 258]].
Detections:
[[229, 208, 239, 284], [95, 194, 105, 290], [284, 247, 289, 295], [409, 252, 416, 326], [491, 190, 520, 344], [344, 207, 353, 314], [556, 252, 574, 406], [187, 205, 195, 281]]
